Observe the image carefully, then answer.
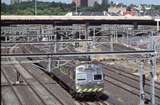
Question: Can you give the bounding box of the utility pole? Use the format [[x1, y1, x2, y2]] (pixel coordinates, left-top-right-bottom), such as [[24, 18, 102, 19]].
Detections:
[[149, 32, 157, 105], [75, 0, 78, 15], [155, 19, 160, 32], [91, 28, 96, 60], [150, 54, 156, 105], [139, 60, 145, 105], [48, 39, 52, 73], [34, 0, 37, 15]]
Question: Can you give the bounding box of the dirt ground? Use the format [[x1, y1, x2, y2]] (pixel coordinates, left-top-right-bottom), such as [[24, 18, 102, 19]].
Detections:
[[157, 64, 160, 81], [75, 41, 160, 81], [111, 60, 160, 81]]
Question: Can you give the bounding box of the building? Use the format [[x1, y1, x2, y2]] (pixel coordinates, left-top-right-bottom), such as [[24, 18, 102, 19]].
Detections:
[[123, 11, 137, 16], [108, 6, 127, 14], [72, 0, 108, 7], [72, 0, 88, 7], [88, 0, 102, 7], [102, 0, 109, 6], [22, 0, 32, 2], [72, 0, 80, 7]]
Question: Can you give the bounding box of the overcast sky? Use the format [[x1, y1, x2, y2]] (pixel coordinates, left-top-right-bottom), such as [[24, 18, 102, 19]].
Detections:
[[2, 0, 160, 5]]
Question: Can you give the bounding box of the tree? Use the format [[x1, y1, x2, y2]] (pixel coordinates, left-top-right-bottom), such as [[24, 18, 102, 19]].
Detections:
[[2, 1, 158, 15]]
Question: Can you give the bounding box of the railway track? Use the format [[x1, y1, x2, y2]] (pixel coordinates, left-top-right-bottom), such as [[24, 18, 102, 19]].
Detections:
[[20, 45, 113, 105], [1, 48, 24, 105], [26, 64, 111, 105], [19, 44, 141, 104], [101, 63, 160, 104], [77, 99, 109, 105], [28, 64, 111, 105], [1, 68, 23, 105], [104, 63, 160, 88], [103, 63, 160, 93], [13, 46, 70, 105], [1, 48, 46, 105], [94, 41, 160, 104], [15, 43, 159, 105], [2, 64, 48, 105], [1, 46, 70, 105]]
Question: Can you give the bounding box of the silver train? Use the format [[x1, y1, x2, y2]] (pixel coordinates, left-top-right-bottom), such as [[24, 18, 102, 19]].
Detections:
[[51, 61, 104, 97]]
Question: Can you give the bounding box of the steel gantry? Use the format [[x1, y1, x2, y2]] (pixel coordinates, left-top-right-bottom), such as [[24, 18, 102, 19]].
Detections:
[[1, 23, 159, 105]]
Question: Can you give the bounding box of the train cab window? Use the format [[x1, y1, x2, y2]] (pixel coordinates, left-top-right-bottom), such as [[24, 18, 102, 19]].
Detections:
[[78, 67, 84, 71], [77, 73, 86, 81], [94, 74, 102, 80]]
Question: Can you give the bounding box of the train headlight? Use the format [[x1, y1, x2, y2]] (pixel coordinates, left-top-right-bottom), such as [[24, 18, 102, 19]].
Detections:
[[76, 85, 82, 90], [97, 81, 100, 84], [76, 86, 79, 89]]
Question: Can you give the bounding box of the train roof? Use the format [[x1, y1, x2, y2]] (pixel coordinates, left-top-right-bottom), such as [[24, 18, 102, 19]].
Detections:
[[73, 60, 101, 66], [61, 60, 101, 71]]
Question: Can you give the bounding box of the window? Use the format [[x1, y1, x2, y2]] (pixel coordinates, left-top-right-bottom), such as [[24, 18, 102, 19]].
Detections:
[[78, 67, 84, 71], [94, 74, 102, 80], [77, 73, 86, 81]]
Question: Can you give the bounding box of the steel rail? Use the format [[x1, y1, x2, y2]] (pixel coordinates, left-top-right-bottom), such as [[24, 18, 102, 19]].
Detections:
[[8, 46, 48, 105], [104, 75, 160, 104], [1, 59, 76, 65], [18, 46, 66, 105], [104, 77, 139, 96], [1, 97, 6, 105], [95, 100, 109, 105], [22, 44, 111, 105], [1, 68, 23, 105], [20, 62, 66, 105], [102, 63, 160, 90], [94, 94, 113, 105], [13, 45, 66, 105], [10, 64, 49, 105], [103, 67, 160, 99], [105, 73, 160, 99], [21, 44, 152, 104], [1, 60, 45, 64]]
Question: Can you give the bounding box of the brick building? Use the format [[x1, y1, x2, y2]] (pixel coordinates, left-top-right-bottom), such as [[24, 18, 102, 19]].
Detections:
[[72, 0, 88, 7]]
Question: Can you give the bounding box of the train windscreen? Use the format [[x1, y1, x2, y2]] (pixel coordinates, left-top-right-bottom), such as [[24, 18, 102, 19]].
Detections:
[[77, 73, 87, 81], [94, 74, 102, 80]]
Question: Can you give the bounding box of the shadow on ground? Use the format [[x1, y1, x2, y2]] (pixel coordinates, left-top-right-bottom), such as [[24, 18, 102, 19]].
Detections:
[[76, 93, 109, 102]]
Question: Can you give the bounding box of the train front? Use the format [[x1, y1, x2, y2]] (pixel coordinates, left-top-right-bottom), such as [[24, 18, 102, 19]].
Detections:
[[75, 63, 104, 97]]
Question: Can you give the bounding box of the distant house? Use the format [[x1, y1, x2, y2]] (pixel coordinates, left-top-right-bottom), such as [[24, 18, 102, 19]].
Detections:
[[123, 10, 137, 16], [72, 0, 108, 7], [65, 11, 108, 16], [72, 0, 88, 7], [108, 6, 127, 15]]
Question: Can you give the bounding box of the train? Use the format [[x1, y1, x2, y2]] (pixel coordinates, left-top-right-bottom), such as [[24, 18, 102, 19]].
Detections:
[[25, 44, 104, 98], [51, 61, 104, 98]]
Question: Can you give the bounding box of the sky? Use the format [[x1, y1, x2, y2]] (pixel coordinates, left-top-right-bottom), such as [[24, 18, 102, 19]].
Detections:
[[1, 0, 160, 5]]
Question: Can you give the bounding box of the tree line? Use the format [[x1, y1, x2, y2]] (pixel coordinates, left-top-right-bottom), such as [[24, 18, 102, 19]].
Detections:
[[1, 1, 160, 15], [1, 1, 110, 15]]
